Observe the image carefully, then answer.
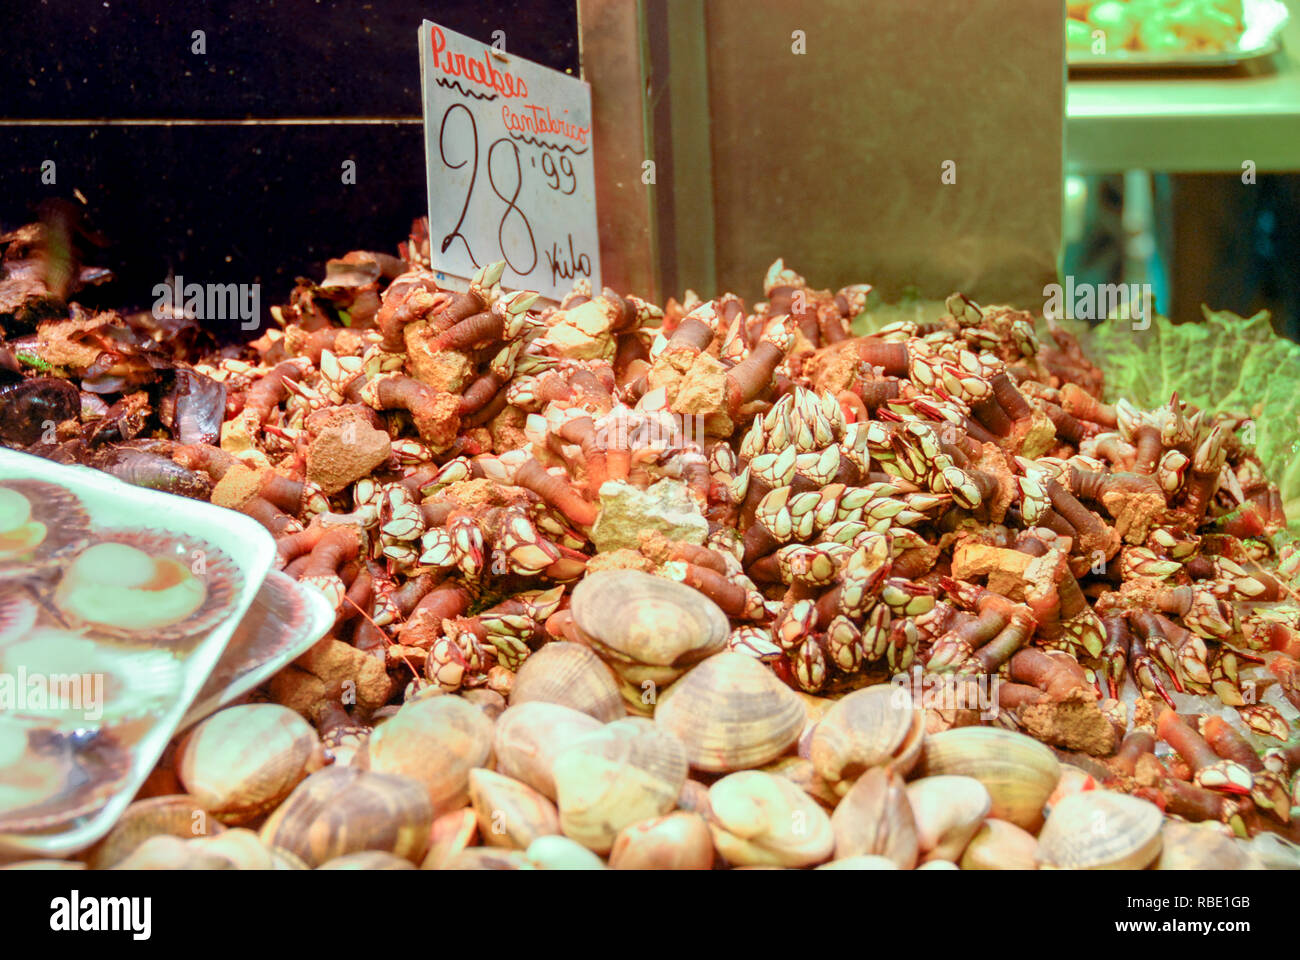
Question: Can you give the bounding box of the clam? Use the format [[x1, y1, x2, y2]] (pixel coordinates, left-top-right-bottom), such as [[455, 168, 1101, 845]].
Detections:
[[608, 812, 714, 870], [816, 856, 901, 870], [110, 834, 235, 870], [188, 828, 279, 869], [959, 819, 1039, 870], [50, 530, 241, 647], [676, 779, 714, 819], [175, 704, 321, 824], [916, 727, 1060, 832], [654, 652, 806, 772], [570, 570, 730, 708], [461, 688, 507, 723], [917, 859, 960, 870], [551, 718, 688, 854], [0, 480, 89, 574], [468, 768, 560, 850], [361, 694, 493, 816], [829, 766, 919, 869], [317, 851, 416, 870], [761, 756, 840, 809], [708, 771, 835, 868], [84, 794, 226, 869], [906, 776, 991, 864], [441, 847, 537, 870], [508, 642, 625, 723], [808, 685, 925, 793], [492, 702, 603, 800], [420, 808, 478, 870], [1, 860, 86, 870], [1035, 790, 1163, 870], [525, 835, 608, 870], [1156, 822, 1261, 870], [260, 766, 433, 868]]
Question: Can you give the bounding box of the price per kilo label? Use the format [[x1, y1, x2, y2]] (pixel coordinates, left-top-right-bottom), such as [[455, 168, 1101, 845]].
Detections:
[[419, 21, 600, 301]]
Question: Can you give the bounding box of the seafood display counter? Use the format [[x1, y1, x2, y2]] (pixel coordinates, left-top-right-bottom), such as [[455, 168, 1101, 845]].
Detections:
[[0, 1, 1298, 877], [1, 219, 1299, 871]]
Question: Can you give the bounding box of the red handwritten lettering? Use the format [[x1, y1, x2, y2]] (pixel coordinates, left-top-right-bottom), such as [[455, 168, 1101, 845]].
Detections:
[[500, 103, 590, 146], [430, 26, 529, 98]]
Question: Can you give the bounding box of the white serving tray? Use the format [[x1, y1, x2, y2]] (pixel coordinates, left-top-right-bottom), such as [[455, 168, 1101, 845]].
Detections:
[[179, 570, 334, 731], [0, 447, 275, 858]]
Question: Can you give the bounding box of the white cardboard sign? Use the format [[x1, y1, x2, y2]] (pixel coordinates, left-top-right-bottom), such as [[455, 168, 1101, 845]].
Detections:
[[419, 20, 600, 301]]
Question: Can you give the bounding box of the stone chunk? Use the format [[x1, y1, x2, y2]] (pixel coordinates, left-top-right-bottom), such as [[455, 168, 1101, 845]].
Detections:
[[591, 479, 708, 553]]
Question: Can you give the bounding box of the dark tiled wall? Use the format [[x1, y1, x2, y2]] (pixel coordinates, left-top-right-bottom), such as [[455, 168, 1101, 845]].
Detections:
[[0, 0, 579, 337]]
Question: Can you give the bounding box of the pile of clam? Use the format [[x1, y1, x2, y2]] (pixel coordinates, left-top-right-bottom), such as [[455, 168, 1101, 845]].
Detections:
[[4, 576, 1293, 870], [6, 217, 1300, 866]]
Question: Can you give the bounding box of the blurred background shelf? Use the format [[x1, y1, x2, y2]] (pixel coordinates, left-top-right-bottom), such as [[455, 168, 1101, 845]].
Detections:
[[1067, 0, 1300, 173]]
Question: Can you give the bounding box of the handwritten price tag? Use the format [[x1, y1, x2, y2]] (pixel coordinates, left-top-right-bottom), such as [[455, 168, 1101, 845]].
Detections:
[[418, 20, 600, 301]]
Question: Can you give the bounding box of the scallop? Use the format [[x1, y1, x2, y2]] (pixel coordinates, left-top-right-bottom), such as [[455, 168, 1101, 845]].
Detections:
[[551, 718, 688, 854], [0, 480, 89, 574], [493, 702, 603, 801], [915, 726, 1060, 832], [175, 704, 321, 824], [508, 642, 625, 723], [707, 770, 835, 868], [467, 768, 560, 850], [570, 569, 729, 672], [808, 685, 925, 793], [1035, 790, 1163, 870], [654, 652, 806, 772], [260, 766, 433, 868], [50, 529, 242, 648], [0, 629, 183, 730], [361, 694, 493, 817], [0, 719, 130, 833]]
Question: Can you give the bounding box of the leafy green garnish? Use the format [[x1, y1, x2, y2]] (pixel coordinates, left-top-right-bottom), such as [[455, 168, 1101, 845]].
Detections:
[[1081, 306, 1300, 529]]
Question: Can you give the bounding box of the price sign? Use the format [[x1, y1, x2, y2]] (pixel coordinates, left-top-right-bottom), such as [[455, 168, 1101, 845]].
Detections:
[[418, 20, 600, 301]]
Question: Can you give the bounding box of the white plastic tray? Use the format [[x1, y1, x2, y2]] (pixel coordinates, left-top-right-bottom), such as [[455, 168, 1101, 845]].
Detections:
[[0, 447, 275, 858]]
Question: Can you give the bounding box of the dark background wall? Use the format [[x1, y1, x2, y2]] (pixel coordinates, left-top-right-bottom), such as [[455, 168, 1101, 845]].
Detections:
[[0, 0, 579, 336]]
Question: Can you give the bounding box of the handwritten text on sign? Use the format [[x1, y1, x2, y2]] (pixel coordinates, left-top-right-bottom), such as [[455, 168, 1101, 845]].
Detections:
[[419, 20, 600, 301]]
